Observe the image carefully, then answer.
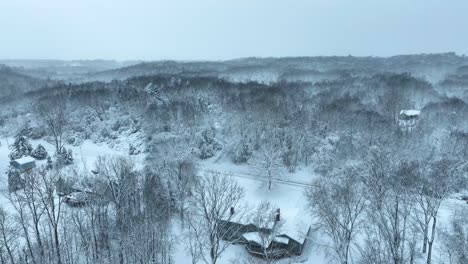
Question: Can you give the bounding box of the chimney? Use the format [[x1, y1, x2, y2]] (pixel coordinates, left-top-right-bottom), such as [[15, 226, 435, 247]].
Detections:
[[230, 207, 235, 216], [275, 208, 280, 222]]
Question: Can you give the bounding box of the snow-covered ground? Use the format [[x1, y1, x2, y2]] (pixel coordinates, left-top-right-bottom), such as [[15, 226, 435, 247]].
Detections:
[[198, 155, 467, 264], [0, 138, 465, 264], [0, 137, 145, 174], [196, 156, 329, 263], [0, 137, 146, 218]]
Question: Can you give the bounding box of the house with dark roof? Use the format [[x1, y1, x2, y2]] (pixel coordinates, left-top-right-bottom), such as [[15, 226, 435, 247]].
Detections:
[[218, 207, 311, 259]]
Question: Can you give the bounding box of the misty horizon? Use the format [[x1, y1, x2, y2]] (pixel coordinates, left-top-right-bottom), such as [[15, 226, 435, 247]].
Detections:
[[1, 52, 466, 63], [1, 0, 468, 60]]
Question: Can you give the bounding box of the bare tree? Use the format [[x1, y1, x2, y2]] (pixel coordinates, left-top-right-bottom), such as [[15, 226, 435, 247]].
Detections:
[[36, 168, 64, 264], [412, 161, 432, 255], [95, 156, 139, 264], [361, 147, 416, 264], [251, 147, 286, 190], [187, 171, 246, 264], [250, 201, 286, 263], [22, 171, 46, 261], [3, 186, 37, 264], [416, 159, 463, 264], [0, 207, 17, 264], [439, 207, 468, 264], [167, 156, 198, 225], [37, 94, 68, 154], [306, 166, 366, 264], [185, 221, 204, 264]]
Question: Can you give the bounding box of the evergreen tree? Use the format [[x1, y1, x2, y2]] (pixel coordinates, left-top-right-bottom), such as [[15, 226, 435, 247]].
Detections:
[[9, 133, 33, 160]]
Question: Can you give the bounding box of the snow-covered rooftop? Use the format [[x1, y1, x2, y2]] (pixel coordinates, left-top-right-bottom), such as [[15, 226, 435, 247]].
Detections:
[[242, 232, 292, 248], [273, 236, 289, 245], [278, 208, 310, 244], [13, 156, 36, 164], [399, 110, 420, 117], [242, 232, 269, 247], [222, 207, 310, 244]]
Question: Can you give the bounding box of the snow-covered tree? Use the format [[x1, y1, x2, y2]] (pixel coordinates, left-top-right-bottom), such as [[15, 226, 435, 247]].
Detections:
[[251, 201, 285, 262], [144, 82, 168, 105], [413, 159, 465, 264], [230, 135, 253, 164], [196, 127, 221, 159], [9, 133, 33, 160], [37, 94, 68, 154], [306, 166, 366, 264], [0, 207, 17, 264], [439, 208, 468, 264], [361, 147, 418, 264], [251, 146, 286, 190], [35, 168, 65, 264], [187, 171, 246, 264]]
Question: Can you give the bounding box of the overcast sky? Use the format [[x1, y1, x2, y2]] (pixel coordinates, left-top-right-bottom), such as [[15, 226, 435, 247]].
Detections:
[[0, 0, 467, 61]]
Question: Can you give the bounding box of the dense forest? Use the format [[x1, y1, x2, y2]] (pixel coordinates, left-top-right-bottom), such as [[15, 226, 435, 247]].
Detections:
[[0, 54, 467, 264]]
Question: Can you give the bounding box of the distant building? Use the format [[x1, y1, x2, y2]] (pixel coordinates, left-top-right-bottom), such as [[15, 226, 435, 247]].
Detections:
[[399, 110, 420, 120], [398, 110, 421, 132], [10, 156, 36, 172], [218, 207, 311, 258]]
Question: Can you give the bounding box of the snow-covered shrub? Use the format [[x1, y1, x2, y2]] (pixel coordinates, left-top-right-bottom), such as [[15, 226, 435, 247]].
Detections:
[[112, 118, 130, 132], [46, 156, 53, 170], [56, 147, 74, 166], [100, 127, 111, 139], [9, 133, 33, 160], [31, 144, 48, 160], [129, 144, 141, 155], [66, 136, 75, 145]]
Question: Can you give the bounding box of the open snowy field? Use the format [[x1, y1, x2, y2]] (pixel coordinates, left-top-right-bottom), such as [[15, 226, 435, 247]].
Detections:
[[0, 137, 146, 173]]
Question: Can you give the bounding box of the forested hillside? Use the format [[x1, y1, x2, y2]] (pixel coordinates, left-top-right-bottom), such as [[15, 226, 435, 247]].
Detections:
[[0, 54, 467, 264]]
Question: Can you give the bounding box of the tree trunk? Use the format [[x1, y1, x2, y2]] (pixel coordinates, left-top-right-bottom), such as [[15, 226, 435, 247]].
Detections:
[[393, 199, 401, 264], [54, 225, 62, 264], [426, 216, 437, 264], [2, 230, 15, 264], [422, 224, 428, 254], [20, 218, 36, 264], [33, 220, 45, 260], [344, 232, 352, 264]]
